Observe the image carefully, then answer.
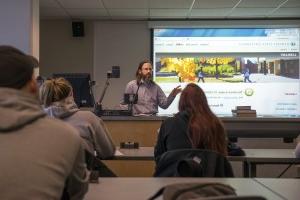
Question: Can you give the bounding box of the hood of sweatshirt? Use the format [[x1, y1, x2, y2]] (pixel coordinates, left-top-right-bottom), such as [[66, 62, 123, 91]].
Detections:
[[43, 96, 79, 119], [0, 88, 46, 132]]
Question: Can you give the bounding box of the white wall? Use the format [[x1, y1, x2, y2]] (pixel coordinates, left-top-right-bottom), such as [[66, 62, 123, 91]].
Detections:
[[40, 20, 150, 108], [93, 21, 150, 108], [40, 20, 94, 78], [0, 0, 39, 56]]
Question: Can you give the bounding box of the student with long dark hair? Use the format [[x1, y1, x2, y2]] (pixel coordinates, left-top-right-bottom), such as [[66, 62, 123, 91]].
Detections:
[[154, 83, 227, 162]]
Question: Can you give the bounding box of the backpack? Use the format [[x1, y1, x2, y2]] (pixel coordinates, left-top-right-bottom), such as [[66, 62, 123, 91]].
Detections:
[[148, 182, 236, 200], [227, 142, 245, 156]]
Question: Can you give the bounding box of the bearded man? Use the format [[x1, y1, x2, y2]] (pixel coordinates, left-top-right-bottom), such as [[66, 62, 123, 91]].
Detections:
[[121, 60, 181, 115]]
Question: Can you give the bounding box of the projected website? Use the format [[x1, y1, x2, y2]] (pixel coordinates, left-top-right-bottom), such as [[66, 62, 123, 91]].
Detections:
[[153, 28, 300, 116]]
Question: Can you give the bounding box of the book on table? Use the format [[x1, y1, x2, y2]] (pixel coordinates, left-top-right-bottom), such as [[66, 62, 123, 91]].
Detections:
[[232, 106, 256, 117], [235, 106, 251, 110]]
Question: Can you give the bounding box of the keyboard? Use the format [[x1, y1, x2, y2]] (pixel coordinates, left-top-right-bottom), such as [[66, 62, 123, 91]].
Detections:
[[97, 109, 132, 116]]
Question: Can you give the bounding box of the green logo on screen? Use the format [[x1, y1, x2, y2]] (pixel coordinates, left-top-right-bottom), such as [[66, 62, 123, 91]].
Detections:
[[244, 88, 254, 96]]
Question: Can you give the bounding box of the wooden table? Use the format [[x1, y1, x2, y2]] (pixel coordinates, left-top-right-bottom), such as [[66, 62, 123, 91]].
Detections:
[[102, 116, 300, 146], [102, 148, 300, 177]]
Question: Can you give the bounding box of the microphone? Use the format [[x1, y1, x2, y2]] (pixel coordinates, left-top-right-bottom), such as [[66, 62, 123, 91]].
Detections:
[[94, 66, 120, 116], [132, 81, 141, 104], [128, 81, 141, 113]]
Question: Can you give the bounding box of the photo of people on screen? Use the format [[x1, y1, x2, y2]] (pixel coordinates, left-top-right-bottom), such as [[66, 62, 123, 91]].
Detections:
[[154, 56, 299, 83]]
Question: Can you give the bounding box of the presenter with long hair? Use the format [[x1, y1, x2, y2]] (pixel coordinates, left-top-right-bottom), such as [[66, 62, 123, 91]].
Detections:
[[121, 60, 181, 115]]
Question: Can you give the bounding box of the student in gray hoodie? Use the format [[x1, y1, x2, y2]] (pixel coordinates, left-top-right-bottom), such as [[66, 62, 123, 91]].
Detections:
[[0, 45, 88, 200], [39, 77, 116, 162]]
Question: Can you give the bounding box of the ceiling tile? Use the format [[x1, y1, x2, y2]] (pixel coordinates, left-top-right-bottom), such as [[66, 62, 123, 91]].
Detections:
[[193, 0, 240, 8], [282, 0, 300, 7], [58, 0, 104, 9], [271, 7, 300, 16], [102, 0, 148, 8], [229, 7, 275, 17], [67, 9, 108, 17], [150, 9, 189, 18], [40, 0, 300, 20], [40, 0, 60, 8], [149, 0, 194, 9], [109, 9, 148, 17], [238, 0, 285, 8], [190, 8, 232, 17], [40, 8, 69, 18]]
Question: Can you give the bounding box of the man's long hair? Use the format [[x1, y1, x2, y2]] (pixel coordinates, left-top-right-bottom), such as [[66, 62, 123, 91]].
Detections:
[[178, 83, 227, 156], [135, 60, 153, 85]]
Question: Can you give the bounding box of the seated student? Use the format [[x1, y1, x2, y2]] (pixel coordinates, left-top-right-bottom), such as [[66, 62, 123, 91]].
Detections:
[[296, 142, 300, 158], [154, 83, 227, 162], [0, 45, 88, 199], [39, 77, 116, 162], [36, 75, 45, 88]]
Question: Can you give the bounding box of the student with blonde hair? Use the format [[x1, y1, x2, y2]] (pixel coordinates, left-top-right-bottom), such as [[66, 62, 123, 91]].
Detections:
[[40, 77, 116, 162]]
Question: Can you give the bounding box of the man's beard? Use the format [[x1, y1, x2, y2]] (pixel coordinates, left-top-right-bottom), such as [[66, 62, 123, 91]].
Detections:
[[142, 73, 153, 83]]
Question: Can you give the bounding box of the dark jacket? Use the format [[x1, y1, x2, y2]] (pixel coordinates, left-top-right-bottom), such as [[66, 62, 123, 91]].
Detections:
[[154, 149, 234, 177], [154, 111, 192, 163], [154, 111, 233, 177]]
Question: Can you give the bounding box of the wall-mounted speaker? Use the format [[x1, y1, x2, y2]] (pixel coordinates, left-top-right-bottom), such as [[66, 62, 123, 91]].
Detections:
[[111, 66, 120, 78], [72, 21, 84, 37]]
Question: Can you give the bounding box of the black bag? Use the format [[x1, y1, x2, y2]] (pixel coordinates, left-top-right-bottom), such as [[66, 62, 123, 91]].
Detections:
[[227, 142, 245, 156], [148, 182, 236, 200]]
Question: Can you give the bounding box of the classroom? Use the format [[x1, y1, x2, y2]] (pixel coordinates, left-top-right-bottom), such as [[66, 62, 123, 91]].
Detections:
[[0, 0, 300, 199]]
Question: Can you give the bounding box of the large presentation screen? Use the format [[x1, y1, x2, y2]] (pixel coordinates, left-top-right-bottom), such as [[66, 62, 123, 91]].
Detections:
[[152, 28, 300, 116]]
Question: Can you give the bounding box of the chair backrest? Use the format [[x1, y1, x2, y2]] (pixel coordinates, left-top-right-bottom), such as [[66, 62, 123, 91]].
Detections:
[[154, 149, 234, 177], [148, 182, 267, 200], [204, 196, 267, 200], [85, 151, 117, 177], [148, 182, 236, 200]]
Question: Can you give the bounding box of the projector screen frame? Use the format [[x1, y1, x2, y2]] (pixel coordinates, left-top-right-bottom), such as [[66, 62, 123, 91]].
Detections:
[[151, 22, 300, 117]]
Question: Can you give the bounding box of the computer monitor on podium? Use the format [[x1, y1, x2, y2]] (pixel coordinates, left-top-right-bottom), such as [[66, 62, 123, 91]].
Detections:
[[52, 73, 94, 107]]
